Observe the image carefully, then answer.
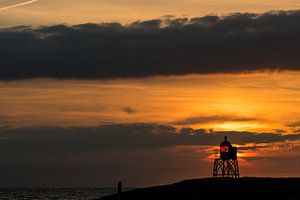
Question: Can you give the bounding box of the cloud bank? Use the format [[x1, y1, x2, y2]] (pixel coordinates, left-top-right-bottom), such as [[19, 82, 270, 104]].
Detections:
[[0, 123, 299, 187], [0, 123, 299, 154], [1, 10, 300, 79]]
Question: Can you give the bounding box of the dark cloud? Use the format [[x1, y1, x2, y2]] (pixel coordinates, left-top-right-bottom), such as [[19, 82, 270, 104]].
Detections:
[[171, 115, 258, 125], [287, 121, 300, 127], [274, 129, 288, 134], [122, 106, 136, 114], [1, 10, 300, 79], [0, 123, 299, 187], [0, 123, 299, 156]]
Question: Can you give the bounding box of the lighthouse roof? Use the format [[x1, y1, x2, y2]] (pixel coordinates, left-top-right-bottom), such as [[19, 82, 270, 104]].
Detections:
[[220, 136, 232, 147]]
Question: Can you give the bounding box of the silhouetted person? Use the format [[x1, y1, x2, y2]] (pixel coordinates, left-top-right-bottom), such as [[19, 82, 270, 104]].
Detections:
[[118, 181, 122, 194]]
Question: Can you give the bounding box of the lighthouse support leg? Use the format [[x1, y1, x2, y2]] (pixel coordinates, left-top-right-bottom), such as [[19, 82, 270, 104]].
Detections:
[[212, 159, 239, 178]]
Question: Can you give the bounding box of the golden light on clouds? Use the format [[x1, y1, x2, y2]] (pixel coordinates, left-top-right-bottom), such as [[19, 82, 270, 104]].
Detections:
[[1, 0, 300, 186], [213, 122, 268, 132], [0, 0, 300, 27], [198, 139, 300, 172], [0, 71, 300, 133]]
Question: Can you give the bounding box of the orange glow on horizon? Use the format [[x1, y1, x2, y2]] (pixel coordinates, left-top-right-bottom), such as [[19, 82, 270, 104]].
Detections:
[[0, 71, 300, 134]]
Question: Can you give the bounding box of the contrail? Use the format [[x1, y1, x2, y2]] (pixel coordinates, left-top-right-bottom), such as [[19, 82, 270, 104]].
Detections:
[[0, 0, 39, 11]]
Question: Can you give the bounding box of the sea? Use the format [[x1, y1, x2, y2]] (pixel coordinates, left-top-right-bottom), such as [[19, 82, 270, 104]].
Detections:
[[0, 188, 132, 200]]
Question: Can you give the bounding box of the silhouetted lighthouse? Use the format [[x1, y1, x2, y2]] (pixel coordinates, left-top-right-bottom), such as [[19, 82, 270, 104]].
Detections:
[[213, 136, 240, 178]]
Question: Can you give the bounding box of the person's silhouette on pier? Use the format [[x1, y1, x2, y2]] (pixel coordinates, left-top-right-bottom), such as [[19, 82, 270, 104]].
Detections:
[[118, 181, 122, 194]]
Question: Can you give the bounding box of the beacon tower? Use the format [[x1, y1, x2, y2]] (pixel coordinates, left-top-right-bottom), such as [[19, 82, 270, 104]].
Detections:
[[213, 136, 240, 178]]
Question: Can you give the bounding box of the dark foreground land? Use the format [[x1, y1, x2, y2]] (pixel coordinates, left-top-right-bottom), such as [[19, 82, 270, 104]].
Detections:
[[98, 178, 300, 200]]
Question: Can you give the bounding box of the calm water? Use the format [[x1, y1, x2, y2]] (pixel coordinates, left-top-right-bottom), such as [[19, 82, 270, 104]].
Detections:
[[0, 188, 129, 200]]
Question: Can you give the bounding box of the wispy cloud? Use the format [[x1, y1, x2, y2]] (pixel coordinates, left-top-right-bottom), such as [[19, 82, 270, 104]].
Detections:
[[170, 115, 259, 126], [287, 121, 300, 127], [0, 0, 39, 11], [123, 106, 136, 114]]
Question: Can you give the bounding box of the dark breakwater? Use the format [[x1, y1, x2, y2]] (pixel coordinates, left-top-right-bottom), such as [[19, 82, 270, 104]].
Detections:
[[99, 178, 300, 200]]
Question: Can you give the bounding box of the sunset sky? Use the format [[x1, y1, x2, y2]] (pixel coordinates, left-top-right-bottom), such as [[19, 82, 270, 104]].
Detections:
[[1, 0, 300, 27], [0, 0, 300, 187]]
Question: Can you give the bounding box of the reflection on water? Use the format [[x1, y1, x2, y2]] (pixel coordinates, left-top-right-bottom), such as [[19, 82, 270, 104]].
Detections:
[[0, 188, 133, 200]]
